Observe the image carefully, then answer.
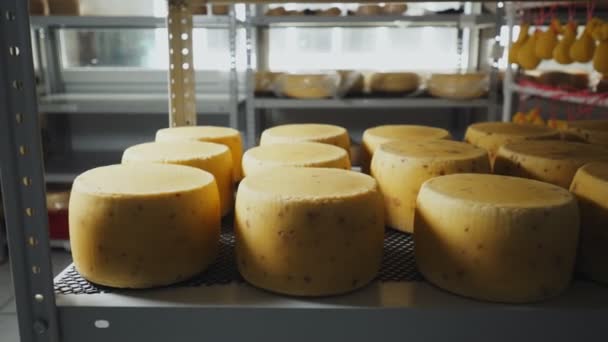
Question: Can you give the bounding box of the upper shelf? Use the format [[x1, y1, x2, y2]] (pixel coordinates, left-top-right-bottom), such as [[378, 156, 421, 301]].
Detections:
[[511, 83, 608, 108], [250, 13, 497, 28], [29, 15, 236, 29]]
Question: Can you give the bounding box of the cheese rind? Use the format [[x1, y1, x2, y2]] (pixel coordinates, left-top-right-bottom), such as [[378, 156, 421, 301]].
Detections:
[[242, 142, 350, 177], [235, 167, 384, 296], [564, 120, 608, 146], [494, 141, 608, 188], [371, 140, 490, 233], [464, 122, 559, 162], [69, 164, 221, 288], [155, 126, 244, 181], [362, 125, 452, 173], [415, 174, 579, 303], [122, 141, 233, 216], [570, 162, 608, 284], [260, 124, 350, 155]]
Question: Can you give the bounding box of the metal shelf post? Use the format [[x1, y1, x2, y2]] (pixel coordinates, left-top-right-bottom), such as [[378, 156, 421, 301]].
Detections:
[[0, 0, 59, 341]]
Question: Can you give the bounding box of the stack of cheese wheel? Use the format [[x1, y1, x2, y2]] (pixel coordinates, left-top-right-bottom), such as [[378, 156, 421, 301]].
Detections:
[[361, 125, 452, 173], [464, 122, 560, 163], [242, 142, 350, 177], [563, 120, 608, 146], [415, 174, 579, 303], [494, 141, 608, 188], [122, 141, 233, 216], [69, 163, 221, 288], [570, 162, 608, 284], [155, 126, 244, 181], [260, 124, 350, 154], [372, 140, 490, 233], [235, 167, 384, 296]]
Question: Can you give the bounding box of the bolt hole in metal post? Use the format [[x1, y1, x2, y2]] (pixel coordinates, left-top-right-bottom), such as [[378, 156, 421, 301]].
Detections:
[[94, 320, 110, 329], [34, 294, 44, 302], [32, 265, 41, 274], [9, 45, 20, 56], [28, 236, 38, 246], [5, 11, 15, 20]]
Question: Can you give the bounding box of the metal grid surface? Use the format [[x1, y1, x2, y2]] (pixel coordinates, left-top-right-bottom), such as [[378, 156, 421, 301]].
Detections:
[[54, 222, 421, 295]]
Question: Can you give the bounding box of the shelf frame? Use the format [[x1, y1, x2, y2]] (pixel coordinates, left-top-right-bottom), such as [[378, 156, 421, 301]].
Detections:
[[29, 15, 237, 29], [253, 97, 493, 109]]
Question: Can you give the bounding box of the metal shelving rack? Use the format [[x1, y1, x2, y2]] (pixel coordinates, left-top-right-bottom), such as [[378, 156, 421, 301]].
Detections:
[[501, 2, 608, 121], [29, 13, 243, 121], [2, 1, 608, 342], [242, 4, 505, 147]]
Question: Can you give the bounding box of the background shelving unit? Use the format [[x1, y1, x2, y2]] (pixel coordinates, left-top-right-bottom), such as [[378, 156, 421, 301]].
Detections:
[[2, 1, 608, 342], [242, 3, 504, 146]]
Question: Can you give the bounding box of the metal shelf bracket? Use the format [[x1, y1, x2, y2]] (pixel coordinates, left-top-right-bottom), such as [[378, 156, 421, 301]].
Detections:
[[0, 0, 59, 341]]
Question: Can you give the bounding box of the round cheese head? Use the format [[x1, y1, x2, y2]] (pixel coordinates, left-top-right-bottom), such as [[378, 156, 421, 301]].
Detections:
[[564, 120, 608, 146], [371, 140, 490, 233], [235, 167, 384, 296], [242, 142, 350, 177], [570, 162, 608, 284], [155, 126, 243, 181], [69, 163, 221, 288], [122, 141, 233, 216], [494, 140, 608, 188], [464, 122, 560, 162], [369, 72, 420, 94], [260, 124, 350, 154], [415, 173, 579, 303], [362, 125, 452, 173]]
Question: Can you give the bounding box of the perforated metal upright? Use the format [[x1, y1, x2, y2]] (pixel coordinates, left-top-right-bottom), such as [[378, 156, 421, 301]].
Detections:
[[0, 1, 59, 341]]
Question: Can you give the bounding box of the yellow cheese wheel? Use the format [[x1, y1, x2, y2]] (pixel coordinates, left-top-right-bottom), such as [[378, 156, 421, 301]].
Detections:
[[494, 141, 608, 188], [369, 72, 420, 94], [276, 74, 339, 99], [371, 140, 490, 233], [260, 124, 350, 154], [361, 125, 452, 173], [570, 162, 608, 284], [464, 122, 560, 162], [235, 167, 384, 296], [122, 141, 233, 216], [242, 142, 350, 177], [415, 174, 579, 303], [69, 164, 221, 288], [155, 126, 244, 181], [564, 120, 608, 146]]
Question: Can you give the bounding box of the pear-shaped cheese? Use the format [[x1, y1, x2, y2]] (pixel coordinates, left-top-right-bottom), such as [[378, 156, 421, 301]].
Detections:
[[509, 24, 529, 64], [570, 19, 601, 63], [518, 30, 541, 70], [553, 22, 577, 64], [535, 19, 559, 60]]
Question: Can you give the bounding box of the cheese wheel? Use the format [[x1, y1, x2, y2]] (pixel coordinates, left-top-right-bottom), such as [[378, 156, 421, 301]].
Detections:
[[361, 125, 452, 173], [464, 122, 560, 162], [155, 126, 243, 181], [260, 124, 350, 154], [570, 162, 608, 284], [427, 73, 488, 100], [371, 140, 490, 233], [369, 72, 420, 94], [564, 120, 608, 146], [415, 174, 579, 303], [494, 141, 608, 188], [242, 142, 350, 177], [122, 141, 233, 216], [235, 167, 384, 296], [69, 164, 221, 288]]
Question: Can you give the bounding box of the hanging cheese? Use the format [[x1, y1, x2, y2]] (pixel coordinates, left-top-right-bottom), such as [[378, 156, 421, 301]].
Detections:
[[260, 124, 351, 154], [361, 125, 451, 173], [509, 23, 530, 64], [535, 19, 560, 60], [415, 173, 579, 303], [570, 18, 601, 63], [122, 141, 234, 217], [155, 126, 244, 182], [553, 21, 577, 64], [242, 142, 350, 177], [494, 140, 608, 189], [235, 167, 384, 296], [69, 164, 221, 288], [592, 22, 608, 74], [570, 162, 608, 285], [518, 29, 541, 70], [371, 140, 490, 233]]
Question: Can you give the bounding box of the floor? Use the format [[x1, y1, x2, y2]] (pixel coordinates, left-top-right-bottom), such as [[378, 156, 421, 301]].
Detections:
[[0, 248, 73, 342]]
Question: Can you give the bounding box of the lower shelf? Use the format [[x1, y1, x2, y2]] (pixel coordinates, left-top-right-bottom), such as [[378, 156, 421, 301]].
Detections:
[[52, 223, 608, 341]]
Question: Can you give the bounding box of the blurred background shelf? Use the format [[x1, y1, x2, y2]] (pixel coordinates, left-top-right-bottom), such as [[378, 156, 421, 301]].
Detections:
[[30, 15, 237, 28], [253, 97, 492, 109]]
